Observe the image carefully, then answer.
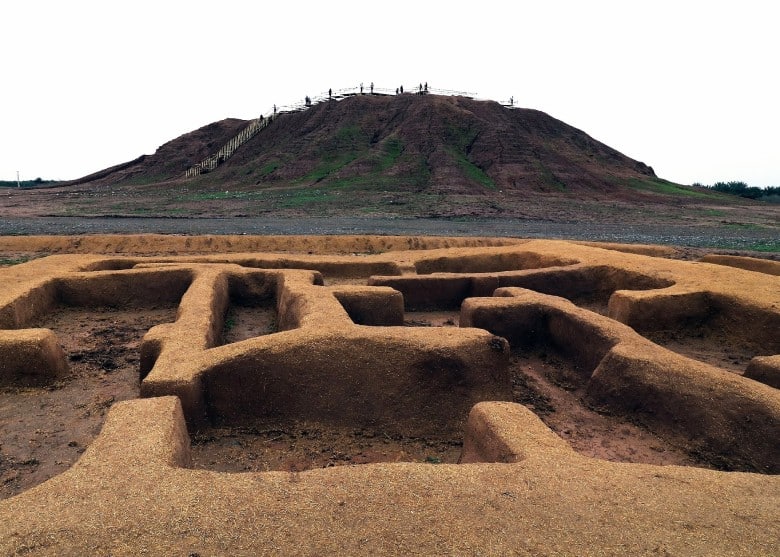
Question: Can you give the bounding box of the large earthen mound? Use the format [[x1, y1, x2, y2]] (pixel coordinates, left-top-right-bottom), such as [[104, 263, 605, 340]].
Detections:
[[63, 94, 656, 196]]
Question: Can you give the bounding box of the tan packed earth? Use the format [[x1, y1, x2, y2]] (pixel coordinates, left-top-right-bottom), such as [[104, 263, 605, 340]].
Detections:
[[0, 234, 778, 555]]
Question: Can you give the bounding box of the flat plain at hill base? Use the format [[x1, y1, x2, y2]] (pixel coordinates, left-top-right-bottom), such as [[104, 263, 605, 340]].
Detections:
[[2, 175, 778, 252], [0, 215, 778, 255]]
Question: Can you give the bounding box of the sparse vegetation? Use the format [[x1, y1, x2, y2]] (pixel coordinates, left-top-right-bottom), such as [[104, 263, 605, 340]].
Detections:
[[746, 240, 780, 252], [709, 238, 780, 253], [116, 175, 169, 187], [694, 181, 780, 203], [0, 178, 58, 188], [449, 147, 496, 189], [276, 188, 336, 209], [296, 153, 359, 184], [376, 137, 404, 171], [536, 161, 567, 191], [0, 256, 36, 267], [189, 191, 244, 201], [626, 178, 712, 198]]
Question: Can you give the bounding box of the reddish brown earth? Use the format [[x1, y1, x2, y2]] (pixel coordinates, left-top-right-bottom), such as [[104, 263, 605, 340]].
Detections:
[[58, 94, 658, 194]]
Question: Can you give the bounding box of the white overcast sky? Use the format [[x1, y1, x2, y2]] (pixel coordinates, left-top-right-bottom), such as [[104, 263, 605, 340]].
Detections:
[[2, 0, 778, 187]]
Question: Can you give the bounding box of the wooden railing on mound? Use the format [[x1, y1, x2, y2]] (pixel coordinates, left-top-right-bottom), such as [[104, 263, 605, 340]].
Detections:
[[184, 117, 268, 178], [183, 85, 516, 179]]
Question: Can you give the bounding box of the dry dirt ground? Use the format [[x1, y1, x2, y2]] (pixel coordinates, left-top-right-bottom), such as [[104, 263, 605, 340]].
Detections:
[[0, 235, 777, 555], [0, 306, 177, 499]]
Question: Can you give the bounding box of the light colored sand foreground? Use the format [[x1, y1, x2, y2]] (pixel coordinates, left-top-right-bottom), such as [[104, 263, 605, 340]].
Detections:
[[0, 235, 778, 555]]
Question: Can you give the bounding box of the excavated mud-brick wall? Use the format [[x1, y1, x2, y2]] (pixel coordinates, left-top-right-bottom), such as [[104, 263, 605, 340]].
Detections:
[[0, 236, 778, 555]]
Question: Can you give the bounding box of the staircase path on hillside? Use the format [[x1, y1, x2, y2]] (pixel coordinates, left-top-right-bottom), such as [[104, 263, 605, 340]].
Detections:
[[183, 85, 516, 179]]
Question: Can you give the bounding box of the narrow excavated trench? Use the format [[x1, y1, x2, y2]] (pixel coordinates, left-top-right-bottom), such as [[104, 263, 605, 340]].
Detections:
[[189, 421, 463, 472], [403, 310, 460, 328], [220, 302, 278, 345], [643, 327, 763, 375], [506, 346, 715, 468]]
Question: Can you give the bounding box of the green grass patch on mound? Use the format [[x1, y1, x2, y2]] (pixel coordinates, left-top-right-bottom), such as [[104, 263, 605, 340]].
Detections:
[[257, 161, 280, 177], [376, 137, 404, 171], [535, 161, 567, 191], [459, 154, 496, 189], [333, 124, 364, 147], [294, 153, 359, 184], [626, 178, 713, 198], [445, 123, 479, 152], [275, 188, 337, 209], [414, 155, 432, 188], [291, 124, 372, 185], [445, 147, 496, 189], [117, 174, 170, 187]]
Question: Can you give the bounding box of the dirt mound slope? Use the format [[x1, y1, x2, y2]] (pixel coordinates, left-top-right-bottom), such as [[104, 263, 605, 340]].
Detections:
[[61, 118, 249, 188], [1, 236, 778, 554], [227, 94, 655, 194], [59, 94, 657, 194], [7, 93, 772, 222]]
